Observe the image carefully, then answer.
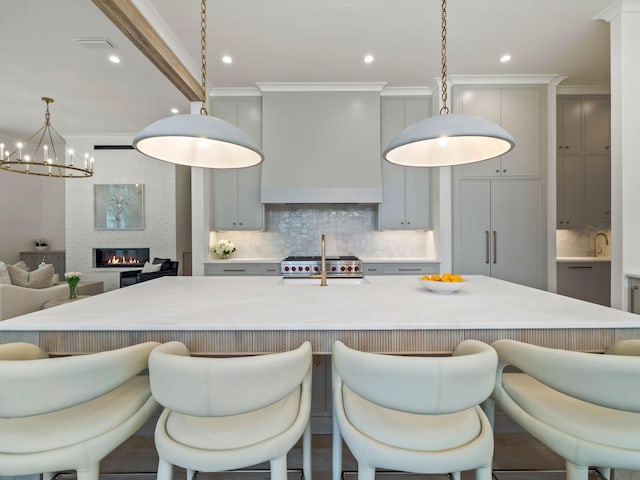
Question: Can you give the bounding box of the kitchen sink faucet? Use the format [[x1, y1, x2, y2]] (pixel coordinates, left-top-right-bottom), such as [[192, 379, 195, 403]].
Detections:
[[310, 233, 328, 286], [594, 232, 609, 257]]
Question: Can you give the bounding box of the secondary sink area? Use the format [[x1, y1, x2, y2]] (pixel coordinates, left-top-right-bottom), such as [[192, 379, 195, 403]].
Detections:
[[278, 277, 370, 286]]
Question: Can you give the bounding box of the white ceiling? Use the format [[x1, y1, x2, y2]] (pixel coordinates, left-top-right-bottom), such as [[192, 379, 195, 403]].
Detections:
[[0, 0, 612, 143]]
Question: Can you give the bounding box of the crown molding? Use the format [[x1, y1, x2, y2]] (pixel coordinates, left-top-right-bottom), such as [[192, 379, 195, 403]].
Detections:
[[255, 82, 388, 92], [380, 86, 433, 97], [447, 74, 565, 85], [557, 85, 611, 95], [210, 87, 262, 97]]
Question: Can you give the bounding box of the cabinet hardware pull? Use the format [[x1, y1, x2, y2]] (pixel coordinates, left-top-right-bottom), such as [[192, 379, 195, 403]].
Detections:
[[605, 145, 610, 150], [493, 231, 497, 264], [502, 169, 507, 173], [223, 269, 246, 272], [495, 169, 500, 173], [239, 222, 243, 225], [485, 231, 490, 264], [399, 268, 420, 272], [568, 266, 593, 269], [630, 286, 639, 313]]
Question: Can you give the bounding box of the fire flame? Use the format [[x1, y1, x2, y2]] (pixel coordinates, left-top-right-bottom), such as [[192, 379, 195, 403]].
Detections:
[[107, 255, 139, 265]]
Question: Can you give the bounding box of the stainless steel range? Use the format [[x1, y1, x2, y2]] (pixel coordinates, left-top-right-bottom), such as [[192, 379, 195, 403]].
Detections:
[[281, 255, 363, 278]]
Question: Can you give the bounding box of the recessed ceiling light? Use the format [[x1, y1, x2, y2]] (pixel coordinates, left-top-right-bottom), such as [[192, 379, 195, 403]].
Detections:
[[222, 55, 233, 64], [500, 54, 512, 63], [170, 108, 179, 114], [108, 55, 121, 64], [364, 54, 374, 64]]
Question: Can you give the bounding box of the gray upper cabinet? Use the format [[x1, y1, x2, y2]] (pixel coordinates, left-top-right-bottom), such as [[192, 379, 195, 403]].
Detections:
[[379, 97, 431, 230], [211, 97, 264, 231], [454, 86, 542, 178], [556, 95, 611, 228]]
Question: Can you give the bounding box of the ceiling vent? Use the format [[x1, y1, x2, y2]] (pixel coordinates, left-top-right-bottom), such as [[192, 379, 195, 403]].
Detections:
[[74, 38, 116, 49]]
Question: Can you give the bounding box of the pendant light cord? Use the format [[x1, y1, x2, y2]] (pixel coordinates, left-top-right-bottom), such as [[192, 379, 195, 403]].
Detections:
[[200, 0, 208, 116], [439, 0, 449, 115]]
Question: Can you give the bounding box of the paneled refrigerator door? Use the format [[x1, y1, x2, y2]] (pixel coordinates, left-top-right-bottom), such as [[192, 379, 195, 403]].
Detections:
[[456, 179, 491, 276]]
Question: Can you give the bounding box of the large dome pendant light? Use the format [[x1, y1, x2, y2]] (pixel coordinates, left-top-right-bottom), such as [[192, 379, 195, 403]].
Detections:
[[383, 0, 515, 167], [133, 0, 263, 169]]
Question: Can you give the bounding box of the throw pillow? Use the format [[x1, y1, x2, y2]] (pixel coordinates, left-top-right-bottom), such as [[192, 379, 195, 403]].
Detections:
[[7, 264, 54, 289], [0, 262, 11, 285], [13, 261, 29, 271], [152, 257, 172, 271], [141, 261, 162, 273]]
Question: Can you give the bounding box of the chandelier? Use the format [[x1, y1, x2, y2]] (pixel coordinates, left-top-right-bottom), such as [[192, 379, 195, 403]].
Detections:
[[383, 0, 515, 167], [0, 97, 94, 178]]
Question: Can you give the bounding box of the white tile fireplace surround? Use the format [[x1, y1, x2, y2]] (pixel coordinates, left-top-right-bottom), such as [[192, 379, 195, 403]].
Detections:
[[210, 204, 436, 260]]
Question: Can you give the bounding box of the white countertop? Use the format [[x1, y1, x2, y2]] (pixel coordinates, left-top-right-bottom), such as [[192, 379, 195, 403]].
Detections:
[[205, 258, 440, 264], [2, 275, 638, 332], [556, 257, 611, 263]]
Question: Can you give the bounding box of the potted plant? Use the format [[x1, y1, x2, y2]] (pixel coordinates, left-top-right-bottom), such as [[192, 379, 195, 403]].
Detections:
[[33, 238, 49, 251]]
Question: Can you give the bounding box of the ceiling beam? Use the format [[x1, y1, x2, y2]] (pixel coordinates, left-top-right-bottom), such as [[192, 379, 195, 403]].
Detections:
[[92, 0, 201, 102]]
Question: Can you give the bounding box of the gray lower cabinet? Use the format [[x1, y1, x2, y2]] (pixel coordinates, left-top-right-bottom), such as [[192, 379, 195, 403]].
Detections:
[[364, 262, 439, 275], [20, 250, 66, 276], [557, 262, 610, 307], [204, 262, 279, 276]]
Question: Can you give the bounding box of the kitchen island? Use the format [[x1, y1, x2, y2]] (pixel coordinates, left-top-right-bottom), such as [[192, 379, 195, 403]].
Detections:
[[1, 275, 639, 355]]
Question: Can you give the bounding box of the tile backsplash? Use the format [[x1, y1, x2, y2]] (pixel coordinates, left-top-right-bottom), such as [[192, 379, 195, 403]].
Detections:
[[210, 204, 435, 259], [556, 225, 611, 257]]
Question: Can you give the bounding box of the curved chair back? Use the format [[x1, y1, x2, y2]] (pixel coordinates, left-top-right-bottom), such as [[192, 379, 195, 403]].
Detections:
[[493, 339, 640, 413], [149, 341, 312, 416], [0, 342, 48, 361], [605, 339, 640, 356], [333, 339, 496, 414], [0, 342, 159, 418]]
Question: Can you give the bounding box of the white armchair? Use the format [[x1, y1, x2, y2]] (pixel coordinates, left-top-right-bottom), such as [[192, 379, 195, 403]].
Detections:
[[332, 340, 497, 480], [488, 339, 640, 480], [0, 341, 160, 480], [149, 341, 313, 480]]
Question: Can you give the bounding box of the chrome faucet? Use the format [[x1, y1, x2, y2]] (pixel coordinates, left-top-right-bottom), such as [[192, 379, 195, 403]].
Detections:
[[594, 232, 609, 257], [310, 233, 328, 286]]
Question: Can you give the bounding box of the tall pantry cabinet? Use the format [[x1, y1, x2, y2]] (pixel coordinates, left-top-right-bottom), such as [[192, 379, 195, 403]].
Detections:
[[452, 85, 546, 289]]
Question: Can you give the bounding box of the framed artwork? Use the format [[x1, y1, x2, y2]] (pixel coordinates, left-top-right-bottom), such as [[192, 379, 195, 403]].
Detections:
[[94, 184, 145, 230]]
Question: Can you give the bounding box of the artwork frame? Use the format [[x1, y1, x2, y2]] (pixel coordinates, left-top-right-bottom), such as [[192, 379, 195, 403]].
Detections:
[[94, 184, 145, 230]]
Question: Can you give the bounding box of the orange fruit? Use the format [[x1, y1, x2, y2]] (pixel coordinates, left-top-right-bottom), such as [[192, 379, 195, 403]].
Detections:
[[421, 275, 431, 281], [431, 274, 441, 281]]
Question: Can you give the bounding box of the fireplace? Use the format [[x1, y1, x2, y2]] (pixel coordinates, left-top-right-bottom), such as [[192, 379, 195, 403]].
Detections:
[[94, 248, 150, 268]]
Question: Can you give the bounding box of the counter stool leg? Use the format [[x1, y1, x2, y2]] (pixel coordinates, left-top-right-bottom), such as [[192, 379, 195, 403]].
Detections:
[[332, 416, 343, 480], [357, 464, 375, 480], [76, 463, 99, 480], [187, 468, 197, 480], [270, 455, 287, 480], [157, 458, 174, 480], [475, 465, 492, 480], [566, 461, 589, 480], [302, 422, 312, 480]]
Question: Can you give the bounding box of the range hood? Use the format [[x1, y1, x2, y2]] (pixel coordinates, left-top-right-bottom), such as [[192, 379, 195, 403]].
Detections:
[[260, 86, 383, 204]]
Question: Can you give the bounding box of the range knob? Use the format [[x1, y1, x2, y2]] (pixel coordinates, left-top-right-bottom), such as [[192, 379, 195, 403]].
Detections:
[[354, 266, 359, 272], [305, 266, 310, 272], [331, 266, 337, 272], [314, 266, 319, 272], [341, 266, 346, 272], [284, 266, 290, 272], [347, 266, 353, 272]]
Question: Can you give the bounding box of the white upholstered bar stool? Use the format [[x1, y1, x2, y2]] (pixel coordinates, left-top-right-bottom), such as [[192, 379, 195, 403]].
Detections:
[[149, 341, 313, 480], [331, 340, 497, 480], [0, 341, 160, 480], [488, 339, 640, 480]]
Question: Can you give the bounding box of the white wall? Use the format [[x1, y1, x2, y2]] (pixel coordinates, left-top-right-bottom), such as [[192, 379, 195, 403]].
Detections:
[[65, 135, 183, 291], [0, 168, 65, 263]]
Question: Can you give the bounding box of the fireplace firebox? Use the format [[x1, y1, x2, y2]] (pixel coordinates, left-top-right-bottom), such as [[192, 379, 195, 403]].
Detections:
[[94, 248, 150, 268]]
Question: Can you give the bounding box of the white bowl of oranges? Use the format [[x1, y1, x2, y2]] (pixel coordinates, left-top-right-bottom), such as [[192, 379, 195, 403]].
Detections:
[[419, 273, 465, 294]]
